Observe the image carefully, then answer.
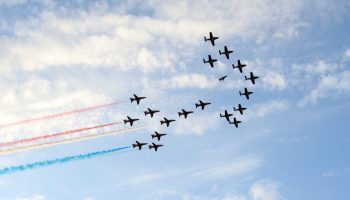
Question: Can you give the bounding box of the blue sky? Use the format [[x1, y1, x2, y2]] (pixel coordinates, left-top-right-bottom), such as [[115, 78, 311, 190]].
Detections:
[[0, 0, 349, 199]]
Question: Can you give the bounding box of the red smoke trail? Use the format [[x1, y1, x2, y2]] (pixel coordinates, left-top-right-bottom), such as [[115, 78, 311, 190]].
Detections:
[[0, 100, 125, 129], [0, 121, 122, 147]]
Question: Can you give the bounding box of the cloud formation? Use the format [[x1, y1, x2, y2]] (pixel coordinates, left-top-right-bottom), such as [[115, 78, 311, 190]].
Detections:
[[298, 71, 350, 107]]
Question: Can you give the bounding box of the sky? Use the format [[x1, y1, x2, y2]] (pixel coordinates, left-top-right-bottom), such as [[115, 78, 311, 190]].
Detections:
[[0, 0, 349, 199]]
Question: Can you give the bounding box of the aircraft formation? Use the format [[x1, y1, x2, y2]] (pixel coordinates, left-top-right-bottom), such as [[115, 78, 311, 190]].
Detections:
[[130, 32, 260, 151], [203, 32, 260, 128], [128, 94, 211, 152], [0, 32, 263, 175]]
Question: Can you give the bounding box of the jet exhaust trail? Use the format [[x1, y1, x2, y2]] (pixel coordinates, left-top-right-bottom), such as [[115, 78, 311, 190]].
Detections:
[[0, 100, 125, 130], [0, 125, 147, 155], [0, 122, 123, 147], [0, 146, 130, 175]]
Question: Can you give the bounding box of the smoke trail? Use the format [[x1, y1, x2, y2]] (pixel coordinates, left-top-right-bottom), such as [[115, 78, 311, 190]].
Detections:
[[0, 146, 130, 175], [0, 100, 126, 129], [0, 122, 122, 147], [0, 125, 146, 155]]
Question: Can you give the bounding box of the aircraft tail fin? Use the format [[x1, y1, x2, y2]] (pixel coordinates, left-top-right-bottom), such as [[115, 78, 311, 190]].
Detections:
[[178, 112, 181, 117], [245, 76, 248, 80], [151, 135, 156, 139], [132, 144, 136, 148], [130, 98, 134, 102], [144, 111, 147, 116], [148, 145, 152, 149], [195, 104, 199, 108], [203, 59, 206, 63], [219, 50, 222, 55], [123, 120, 127, 124], [204, 36, 207, 41]]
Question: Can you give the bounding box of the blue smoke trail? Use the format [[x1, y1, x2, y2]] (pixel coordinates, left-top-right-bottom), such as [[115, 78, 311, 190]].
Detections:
[[0, 146, 130, 175]]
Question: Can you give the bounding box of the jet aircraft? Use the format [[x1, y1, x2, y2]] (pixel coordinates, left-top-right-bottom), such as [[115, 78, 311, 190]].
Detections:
[[220, 110, 233, 122], [160, 117, 176, 127], [230, 117, 242, 128], [178, 109, 194, 119], [219, 46, 233, 59], [151, 131, 167, 141], [144, 108, 160, 118], [232, 60, 246, 73], [245, 72, 259, 84], [233, 104, 247, 115], [130, 94, 146, 105], [204, 32, 219, 46], [203, 55, 217, 68], [132, 141, 147, 150], [123, 116, 139, 126], [149, 143, 163, 151], [219, 75, 228, 81], [195, 100, 211, 110], [239, 88, 253, 100]]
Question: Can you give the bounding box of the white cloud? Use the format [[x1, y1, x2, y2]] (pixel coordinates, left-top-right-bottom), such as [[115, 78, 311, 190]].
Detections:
[[0, 0, 26, 6], [159, 74, 218, 89], [298, 71, 350, 107], [292, 60, 340, 75], [222, 194, 248, 200], [123, 156, 262, 186], [322, 171, 336, 178], [154, 179, 284, 200], [345, 48, 350, 58], [288, 58, 350, 106], [250, 179, 284, 200], [15, 194, 46, 200], [0, 179, 9, 189], [191, 157, 262, 178], [312, 0, 350, 23], [251, 100, 289, 118], [0, 13, 182, 73], [173, 113, 219, 135], [0, 0, 308, 73], [149, 0, 306, 42], [262, 72, 287, 91]]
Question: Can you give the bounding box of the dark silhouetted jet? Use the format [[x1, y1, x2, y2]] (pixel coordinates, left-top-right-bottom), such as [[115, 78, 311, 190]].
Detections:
[[220, 110, 233, 122], [160, 117, 176, 127], [219, 46, 233, 59], [149, 143, 163, 151], [132, 141, 148, 150], [144, 108, 160, 118], [233, 104, 247, 115], [203, 55, 217, 68], [123, 116, 139, 126], [232, 60, 246, 73], [178, 109, 194, 119], [245, 72, 259, 84], [204, 32, 219, 46], [151, 131, 167, 141], [219, 75, 228, 81], [130, 94, 146, 105], [230, 117, 241, 128], [195, 100, 211, 110], [239, 88, 253, 100]]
